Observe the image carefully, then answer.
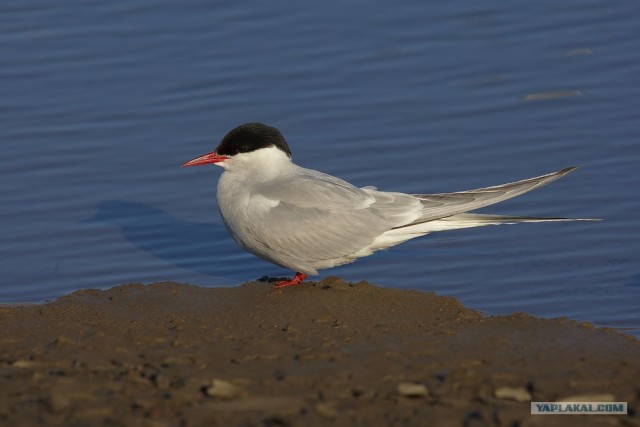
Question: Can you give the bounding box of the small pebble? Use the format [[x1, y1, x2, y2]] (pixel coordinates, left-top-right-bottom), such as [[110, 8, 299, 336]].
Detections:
[[153, 374, 171, 390], [53, 336, 77, 347], [315, 402, 338, 418], [397, 382, 428, 397], [12, 360, 39, 368], [559, 393, 615, 402], [46, 393, 71, 412], [205, 379, 244, 400], [494, 386, 532, 402]]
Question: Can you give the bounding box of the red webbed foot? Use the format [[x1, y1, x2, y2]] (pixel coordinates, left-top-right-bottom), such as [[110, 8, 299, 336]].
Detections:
[[274, 272, 308, 289]]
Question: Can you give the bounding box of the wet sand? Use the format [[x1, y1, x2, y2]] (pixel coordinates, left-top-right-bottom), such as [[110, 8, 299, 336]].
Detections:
[[0, 277, 638, 426]]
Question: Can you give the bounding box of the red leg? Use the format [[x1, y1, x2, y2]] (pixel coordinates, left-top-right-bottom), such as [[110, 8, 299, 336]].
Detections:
[[274, 272, 308, 289]]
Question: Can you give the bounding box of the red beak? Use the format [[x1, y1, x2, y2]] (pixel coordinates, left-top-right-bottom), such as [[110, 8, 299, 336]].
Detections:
[[181, 151, 228, 167]]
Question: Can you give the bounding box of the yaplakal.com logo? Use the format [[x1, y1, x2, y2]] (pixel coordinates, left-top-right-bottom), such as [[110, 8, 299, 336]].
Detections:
[[531, 402, 627, 415]]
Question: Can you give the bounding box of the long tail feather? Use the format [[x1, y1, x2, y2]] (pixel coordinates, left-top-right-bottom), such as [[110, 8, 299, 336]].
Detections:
[[364, 212, 599, 253], [408, 167, 579, 224]]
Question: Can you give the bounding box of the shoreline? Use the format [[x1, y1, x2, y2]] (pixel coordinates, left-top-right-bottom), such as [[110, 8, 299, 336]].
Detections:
[[1, 277, 638, 426]]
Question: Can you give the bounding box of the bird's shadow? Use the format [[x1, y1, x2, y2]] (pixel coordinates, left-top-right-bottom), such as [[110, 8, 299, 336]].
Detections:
[[86, 200, 245, 277]]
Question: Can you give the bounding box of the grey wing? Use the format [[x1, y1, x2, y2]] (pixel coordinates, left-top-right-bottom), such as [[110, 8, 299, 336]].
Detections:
[[256, 167, 376, 209], [248, 167, 421, 270], [407, 167, 577, 225]]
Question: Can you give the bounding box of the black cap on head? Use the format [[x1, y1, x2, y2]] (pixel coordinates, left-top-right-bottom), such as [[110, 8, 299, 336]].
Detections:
[[216, 123, 292, 158]]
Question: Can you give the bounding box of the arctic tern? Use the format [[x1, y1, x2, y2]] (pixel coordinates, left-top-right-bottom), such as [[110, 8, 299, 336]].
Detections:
[[182, 123, 590, 288]]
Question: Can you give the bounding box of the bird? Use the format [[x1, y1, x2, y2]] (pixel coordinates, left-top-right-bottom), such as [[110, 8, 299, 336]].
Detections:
[[182, 122, 593, 288]]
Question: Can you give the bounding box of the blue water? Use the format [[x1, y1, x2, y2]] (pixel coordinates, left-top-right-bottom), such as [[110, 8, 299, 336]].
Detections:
[[1, 1, 638, 335]]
